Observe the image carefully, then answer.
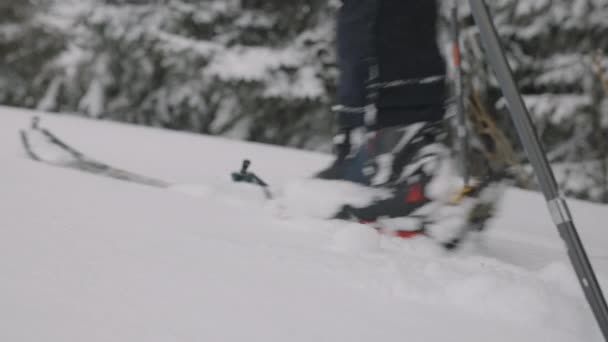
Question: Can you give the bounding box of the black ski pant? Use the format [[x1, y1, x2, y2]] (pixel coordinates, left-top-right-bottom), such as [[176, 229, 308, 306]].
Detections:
[[336, 0, 447, 131]]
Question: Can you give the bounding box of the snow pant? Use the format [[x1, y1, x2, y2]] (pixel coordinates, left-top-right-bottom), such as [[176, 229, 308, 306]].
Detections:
[[336, 0, 446, 131]]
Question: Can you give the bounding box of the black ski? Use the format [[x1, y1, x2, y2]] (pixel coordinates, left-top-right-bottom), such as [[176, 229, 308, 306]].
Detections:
[[20, 116, 170, 188]]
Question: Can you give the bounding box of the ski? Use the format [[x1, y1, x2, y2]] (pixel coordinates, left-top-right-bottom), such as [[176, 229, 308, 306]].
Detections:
[[20, 117, 170, 188]]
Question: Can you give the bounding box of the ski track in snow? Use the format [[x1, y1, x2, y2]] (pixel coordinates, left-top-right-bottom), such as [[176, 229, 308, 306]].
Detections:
[[1, 106, 607, 341]]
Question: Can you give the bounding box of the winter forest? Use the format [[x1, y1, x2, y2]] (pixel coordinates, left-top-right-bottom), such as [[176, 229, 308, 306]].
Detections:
[[2, 0, 608, 202]]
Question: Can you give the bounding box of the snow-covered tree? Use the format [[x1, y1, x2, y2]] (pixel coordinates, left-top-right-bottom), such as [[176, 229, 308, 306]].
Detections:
[[447, 0, 608, 202], [0, 0, 65, 108], [4, 0, 608, 202], [35, 0, 337, 149]]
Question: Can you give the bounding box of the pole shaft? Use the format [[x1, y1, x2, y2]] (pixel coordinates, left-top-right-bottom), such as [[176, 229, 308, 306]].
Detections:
[[451, 4, 469, 185]]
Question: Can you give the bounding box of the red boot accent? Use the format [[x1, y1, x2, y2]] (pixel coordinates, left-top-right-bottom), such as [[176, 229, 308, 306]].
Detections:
[[395, 230, 424, 239], [405, 183, 426, 203]]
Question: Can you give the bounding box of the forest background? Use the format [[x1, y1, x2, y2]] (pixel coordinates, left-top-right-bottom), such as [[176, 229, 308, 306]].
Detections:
[[2, 0, 608, 202]]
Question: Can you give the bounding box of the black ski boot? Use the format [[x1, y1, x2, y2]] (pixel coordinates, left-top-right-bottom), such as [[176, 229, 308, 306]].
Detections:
[[315, 128, 372, 185], [333, 121, 504, 249]]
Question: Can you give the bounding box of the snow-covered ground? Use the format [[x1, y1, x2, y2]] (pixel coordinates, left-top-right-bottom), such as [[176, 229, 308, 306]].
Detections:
[[2, 106, 608, 341]]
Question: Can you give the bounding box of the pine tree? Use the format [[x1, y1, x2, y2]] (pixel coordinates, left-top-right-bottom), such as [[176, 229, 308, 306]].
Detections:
[[36, 0, 337, 149], [6, 0, 608, 202], [0, 0, 65, 108], [450, 0, 608, 202]]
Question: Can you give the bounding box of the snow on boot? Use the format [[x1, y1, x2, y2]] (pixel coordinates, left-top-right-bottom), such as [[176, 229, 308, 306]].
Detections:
[[315, 121, 435, 186], [333, 121, 504, 249]]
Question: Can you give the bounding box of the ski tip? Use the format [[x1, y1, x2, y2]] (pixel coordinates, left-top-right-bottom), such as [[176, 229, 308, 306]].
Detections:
[[19, 129, 41, 162]]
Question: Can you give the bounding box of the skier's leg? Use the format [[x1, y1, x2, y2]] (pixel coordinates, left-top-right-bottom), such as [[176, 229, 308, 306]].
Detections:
[[315, 0, 378, 181], [373, 0, 446, 128], [317, 0, 447, 182], [342, 0, 448, 185], [332, 1, 504, 247]]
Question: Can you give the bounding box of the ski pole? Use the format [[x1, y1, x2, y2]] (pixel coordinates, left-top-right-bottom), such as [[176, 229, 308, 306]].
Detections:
[[469, 1, 608, 339], [451, 2, 470, 186]]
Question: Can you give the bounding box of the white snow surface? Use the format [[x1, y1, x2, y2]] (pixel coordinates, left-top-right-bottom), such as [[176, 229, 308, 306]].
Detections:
[[2, 106, 608, 341]]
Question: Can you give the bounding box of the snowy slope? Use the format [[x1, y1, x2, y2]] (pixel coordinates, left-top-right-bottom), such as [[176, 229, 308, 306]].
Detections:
[[1, 106, 607, 342]]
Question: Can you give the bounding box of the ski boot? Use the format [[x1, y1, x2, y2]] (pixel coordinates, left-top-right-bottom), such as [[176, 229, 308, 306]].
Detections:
[[332, 120, 504, 249], [315, 127, 372, 185]]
